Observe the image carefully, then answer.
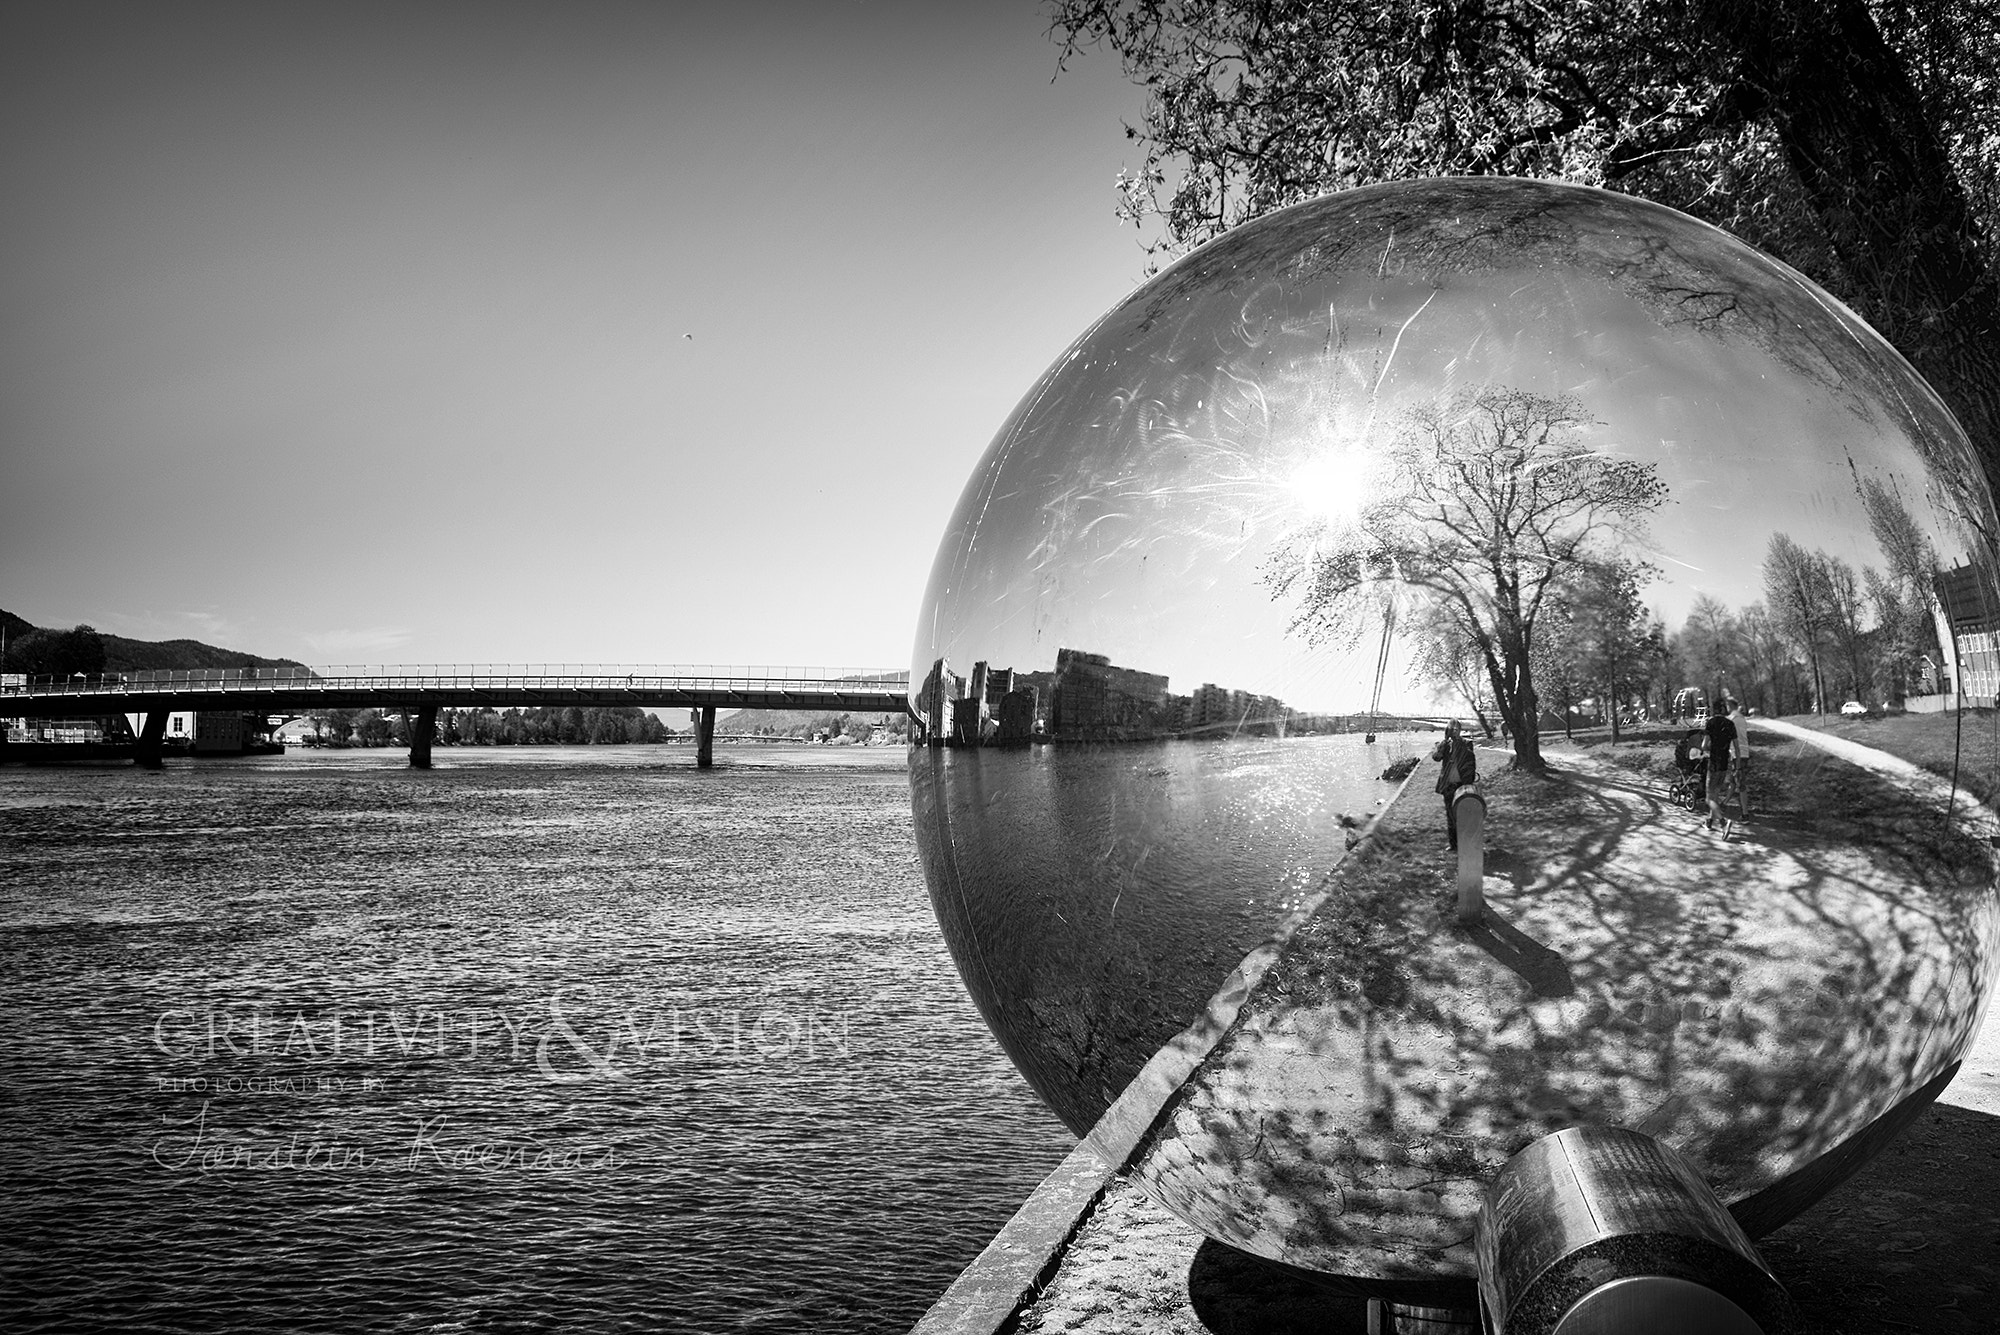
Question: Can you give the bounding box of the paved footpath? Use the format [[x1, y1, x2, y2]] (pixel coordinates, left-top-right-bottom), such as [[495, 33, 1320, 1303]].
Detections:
[[1005, 734, 2000, 1335]]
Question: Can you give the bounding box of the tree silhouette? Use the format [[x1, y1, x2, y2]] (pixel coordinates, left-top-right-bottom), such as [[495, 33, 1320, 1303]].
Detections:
[[1410, 601, 1500, 736], [1820, 553, 1873, 702], [1762, 535, 1839, 712], [1535, 596, 1591, 742], [1267, 386, 1665, 770], [1678, 593, 1740, 707], [1, 624, 106, 678], [1861, 477, 1947, 699], [1565, 559, 1656, 741], [1735, 602, 1796, 716]]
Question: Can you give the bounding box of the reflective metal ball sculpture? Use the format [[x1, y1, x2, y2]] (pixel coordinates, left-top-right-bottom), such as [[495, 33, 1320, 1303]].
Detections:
[[910, 178, 2000, 1290]]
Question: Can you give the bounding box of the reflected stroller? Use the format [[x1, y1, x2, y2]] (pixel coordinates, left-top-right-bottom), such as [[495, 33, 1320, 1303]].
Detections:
[[1669, 729, 1708, 811]]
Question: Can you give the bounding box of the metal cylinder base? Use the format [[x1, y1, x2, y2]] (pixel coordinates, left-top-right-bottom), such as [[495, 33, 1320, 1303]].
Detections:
[[1475, 1126, 1793, 1335]]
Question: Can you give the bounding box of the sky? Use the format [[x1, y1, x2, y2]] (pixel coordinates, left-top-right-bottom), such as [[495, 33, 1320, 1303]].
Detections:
[[1, 1, 1155, 669]]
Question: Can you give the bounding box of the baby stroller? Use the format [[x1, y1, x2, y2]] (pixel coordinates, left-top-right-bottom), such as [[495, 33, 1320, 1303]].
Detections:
[[1668, 729, 1708, 811]]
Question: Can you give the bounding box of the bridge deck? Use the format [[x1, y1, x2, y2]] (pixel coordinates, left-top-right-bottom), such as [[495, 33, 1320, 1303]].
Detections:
[[1, 666, 912, 719]]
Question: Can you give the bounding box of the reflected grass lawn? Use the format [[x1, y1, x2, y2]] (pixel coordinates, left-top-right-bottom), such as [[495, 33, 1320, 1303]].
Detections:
[[1785, 708, 2000, 804], [1566, 708, 2000, 807]]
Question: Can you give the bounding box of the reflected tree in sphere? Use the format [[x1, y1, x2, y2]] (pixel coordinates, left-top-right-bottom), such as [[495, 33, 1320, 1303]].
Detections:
[[1266, 386, 1669, 771]]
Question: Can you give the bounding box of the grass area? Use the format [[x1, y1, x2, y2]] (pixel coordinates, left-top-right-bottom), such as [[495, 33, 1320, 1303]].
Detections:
[[1775, 708, 2000, 806], [1547, 709, 2000, 807]]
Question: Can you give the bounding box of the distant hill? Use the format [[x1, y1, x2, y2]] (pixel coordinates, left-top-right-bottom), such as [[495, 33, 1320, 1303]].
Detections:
[[101, 636, 309, 674], [0, 608, 308, 675]]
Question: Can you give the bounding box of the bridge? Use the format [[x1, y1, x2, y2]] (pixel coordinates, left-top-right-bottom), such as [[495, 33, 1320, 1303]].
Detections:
[[1, 665, 912, 769]]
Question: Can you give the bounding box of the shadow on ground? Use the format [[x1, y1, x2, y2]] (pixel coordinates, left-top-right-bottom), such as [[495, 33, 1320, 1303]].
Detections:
[[1129, 735, 1999, 1276], [1763, 1100, 2000, 1334], [1186, 1241, 1370, 1333], [1175, 1100, 2000, 1333]]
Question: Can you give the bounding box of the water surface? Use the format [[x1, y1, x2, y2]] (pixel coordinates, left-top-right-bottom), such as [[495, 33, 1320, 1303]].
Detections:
[[0, 745, 1072, 1333]]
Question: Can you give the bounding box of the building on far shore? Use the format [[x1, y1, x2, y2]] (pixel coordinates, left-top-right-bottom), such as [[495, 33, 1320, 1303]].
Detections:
[[917, 648, 1297, 746], [1933, 562, 2000, 707], [1049, 649, 1171, 741]]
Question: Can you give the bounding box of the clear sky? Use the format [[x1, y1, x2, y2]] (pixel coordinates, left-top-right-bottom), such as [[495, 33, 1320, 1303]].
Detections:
[[1, 1, 1154, 668]]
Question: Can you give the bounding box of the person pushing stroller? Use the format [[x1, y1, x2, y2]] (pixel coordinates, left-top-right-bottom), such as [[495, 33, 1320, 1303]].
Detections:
[[1703, 698, 1740, 833]]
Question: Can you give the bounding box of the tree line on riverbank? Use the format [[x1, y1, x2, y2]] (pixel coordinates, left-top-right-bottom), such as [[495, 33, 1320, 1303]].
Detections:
[[717, 709, 910, 744], [306, 706, 911, 747], [1434, 483, 1947, 740], [311, 706, 673, 747], [1278, 393, 1950, 756], [1577, 483, 1943, 727]]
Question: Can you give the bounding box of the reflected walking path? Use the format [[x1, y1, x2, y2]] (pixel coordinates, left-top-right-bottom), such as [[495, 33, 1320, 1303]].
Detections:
[[1011, 1048, 2000, 1335], [1125, 730, 2000, 1282]]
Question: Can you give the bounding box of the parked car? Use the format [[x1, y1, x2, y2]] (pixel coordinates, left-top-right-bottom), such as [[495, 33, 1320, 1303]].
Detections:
[[1840, 700, 1867, 716]]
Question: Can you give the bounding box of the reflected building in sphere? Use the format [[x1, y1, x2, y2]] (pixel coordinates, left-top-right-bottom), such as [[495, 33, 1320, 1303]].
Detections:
[[1048, 648, 1170, 742], [1935, 560, 2000, 705], [910, 178, 2000, 1296]]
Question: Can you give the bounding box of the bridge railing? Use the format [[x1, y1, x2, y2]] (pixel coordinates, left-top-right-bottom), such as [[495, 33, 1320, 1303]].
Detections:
[[1, 665, 911, 698]]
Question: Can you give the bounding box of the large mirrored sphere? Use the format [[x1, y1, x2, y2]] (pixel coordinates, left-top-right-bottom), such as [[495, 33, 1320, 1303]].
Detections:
[[910, 178, 2000, 1287]]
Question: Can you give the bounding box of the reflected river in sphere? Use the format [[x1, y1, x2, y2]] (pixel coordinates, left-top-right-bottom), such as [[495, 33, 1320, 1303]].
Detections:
[[910, 178, 2000, 1290]]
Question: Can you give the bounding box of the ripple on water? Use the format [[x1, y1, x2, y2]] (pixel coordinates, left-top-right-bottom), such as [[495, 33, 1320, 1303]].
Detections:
[[0, 747, 1074, 1333]]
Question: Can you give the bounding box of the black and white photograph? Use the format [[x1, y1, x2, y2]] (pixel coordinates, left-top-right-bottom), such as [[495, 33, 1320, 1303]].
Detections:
[[5, 4, 2000, 1333]]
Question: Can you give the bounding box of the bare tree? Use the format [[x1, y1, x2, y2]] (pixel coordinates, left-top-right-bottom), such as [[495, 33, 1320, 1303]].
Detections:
[[1567, 559, 1655, 741], [1860, 477, 1946, 699], [1763, 534, 1835, 712], [1736, 602, 1792, 716], [1677, 593, 1740, 706], [1410, 601, 1500, 736], [1535, 590, 1590, 741], [1820, 554, 1874, 703], [1267, 386, 1666, 770]]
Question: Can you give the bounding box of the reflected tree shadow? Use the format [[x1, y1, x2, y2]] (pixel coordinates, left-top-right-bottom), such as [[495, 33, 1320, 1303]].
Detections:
[[1172, 1098, 2000, 1333], [1455, 903, 1576, 999], [1122, 734, 2000, 1282]]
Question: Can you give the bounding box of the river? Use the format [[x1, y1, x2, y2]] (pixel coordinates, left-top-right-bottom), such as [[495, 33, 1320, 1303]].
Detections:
[[0, 745, 1075, 1333], [0, 734, 1421, 1332]]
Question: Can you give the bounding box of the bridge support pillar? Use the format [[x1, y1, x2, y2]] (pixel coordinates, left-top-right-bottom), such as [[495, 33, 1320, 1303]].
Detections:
[[407, 705, 438, 769], [135, 709, 169, 770], [696, 706, 716, 769]]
